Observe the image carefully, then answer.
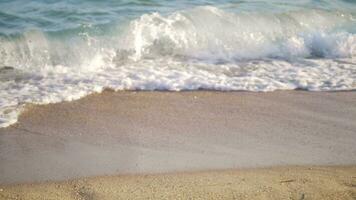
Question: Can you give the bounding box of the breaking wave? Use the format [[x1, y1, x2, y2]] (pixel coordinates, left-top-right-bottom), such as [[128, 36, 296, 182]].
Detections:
[[1, 6, 356, 127]]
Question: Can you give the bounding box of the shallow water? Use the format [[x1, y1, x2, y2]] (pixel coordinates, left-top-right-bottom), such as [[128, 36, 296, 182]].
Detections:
[[0, 0, 356, 127]]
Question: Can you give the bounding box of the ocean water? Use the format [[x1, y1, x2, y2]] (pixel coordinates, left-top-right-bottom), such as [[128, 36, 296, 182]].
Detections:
[[0, 0, 356, 127]]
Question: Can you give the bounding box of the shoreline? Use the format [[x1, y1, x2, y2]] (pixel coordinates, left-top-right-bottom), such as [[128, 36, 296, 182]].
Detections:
[[3, 89, 356, 130], [1, 90, 356, 185]]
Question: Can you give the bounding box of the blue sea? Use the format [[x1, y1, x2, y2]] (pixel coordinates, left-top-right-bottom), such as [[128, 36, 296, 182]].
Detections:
[[0, 0, 356, 127]]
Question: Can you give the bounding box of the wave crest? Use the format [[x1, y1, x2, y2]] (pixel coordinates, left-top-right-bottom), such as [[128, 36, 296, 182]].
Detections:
[[120, 6, 356, 62], [0, 6, 356, 128]]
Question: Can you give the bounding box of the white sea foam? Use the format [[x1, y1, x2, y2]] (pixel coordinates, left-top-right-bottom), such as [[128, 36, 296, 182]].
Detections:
[[0, 6, 356, 127]]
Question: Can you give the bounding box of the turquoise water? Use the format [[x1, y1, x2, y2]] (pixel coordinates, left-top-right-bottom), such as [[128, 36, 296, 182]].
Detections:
[[0, 0, 356, 127], [1, 1, 356, 35]]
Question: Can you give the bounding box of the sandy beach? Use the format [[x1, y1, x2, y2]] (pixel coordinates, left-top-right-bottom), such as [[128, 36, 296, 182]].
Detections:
[[1, 166, 355, 200], [1, 0, 356, 199], [0, 91, 356, 199]]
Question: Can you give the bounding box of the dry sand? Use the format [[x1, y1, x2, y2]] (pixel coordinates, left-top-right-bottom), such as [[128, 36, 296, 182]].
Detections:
[[1, 166, 355, 200], [0, 91, 356, 198]]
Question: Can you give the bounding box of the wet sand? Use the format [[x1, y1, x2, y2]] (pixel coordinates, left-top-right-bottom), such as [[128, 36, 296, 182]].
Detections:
[[0, 91, 356, 186]]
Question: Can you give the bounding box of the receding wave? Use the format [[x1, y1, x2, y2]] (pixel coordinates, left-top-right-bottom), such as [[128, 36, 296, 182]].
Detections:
[[0, 6, 356, 127]]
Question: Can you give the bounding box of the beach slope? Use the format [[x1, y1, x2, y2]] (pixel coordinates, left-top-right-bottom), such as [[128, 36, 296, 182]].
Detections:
[[0, 91, 355, 185]]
